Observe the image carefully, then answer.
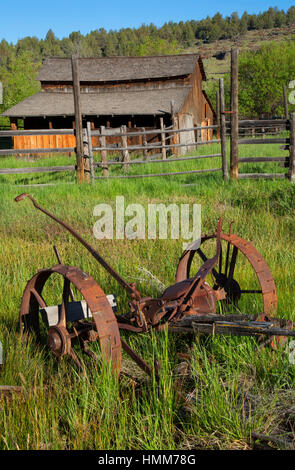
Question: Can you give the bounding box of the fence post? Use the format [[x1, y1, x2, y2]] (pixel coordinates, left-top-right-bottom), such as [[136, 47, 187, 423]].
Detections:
[[283, 84, 289, 120], [82, 128, 90, 183], [160, 117, 166, 160], [99, 126, 109, 177], [86, 121, 95, 183], [219, 78, 229, 181], [121, 125, 130, 171], [289, 113, 295, 183], [142, 127, 148, 160], [230, 48, 239, 180], [71, 54, 85, 183], [216, 89, 220, 140], [170, 100, 179, 156]]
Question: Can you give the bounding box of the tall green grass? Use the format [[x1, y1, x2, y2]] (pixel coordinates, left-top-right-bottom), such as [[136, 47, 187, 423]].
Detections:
[[0, 142, 294, 450]]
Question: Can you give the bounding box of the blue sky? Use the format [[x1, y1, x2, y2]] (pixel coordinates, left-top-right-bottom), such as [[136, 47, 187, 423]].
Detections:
[[1, 1, 294, 44]]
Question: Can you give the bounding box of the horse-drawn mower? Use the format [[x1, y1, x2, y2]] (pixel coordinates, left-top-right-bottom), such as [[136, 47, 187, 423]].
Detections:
[[15, 193, 295, 380]]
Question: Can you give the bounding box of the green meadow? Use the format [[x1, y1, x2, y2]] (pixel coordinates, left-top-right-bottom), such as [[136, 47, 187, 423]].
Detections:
[[0, 140, 294, 450]]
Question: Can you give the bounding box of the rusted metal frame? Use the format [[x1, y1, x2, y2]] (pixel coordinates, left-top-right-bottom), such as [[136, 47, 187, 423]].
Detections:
[[167, 221, 222, 321], [20, 265, 122, 373], [15, 194, 141, 301], [176, 228, 277, 316], [30, 288, 47, 309], [120, 339, 160, 382], [21, 264, 159, 379], [218, 232, 277, 315], [117, 323, 144, 333], [177, 222, 222, 285]]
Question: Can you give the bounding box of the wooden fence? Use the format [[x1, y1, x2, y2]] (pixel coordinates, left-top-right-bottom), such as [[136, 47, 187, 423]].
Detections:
[[88, 123, 224, 181], [0, 114, 294, 184], [0, 123, 225, 184], [226, 116, 294, 181]]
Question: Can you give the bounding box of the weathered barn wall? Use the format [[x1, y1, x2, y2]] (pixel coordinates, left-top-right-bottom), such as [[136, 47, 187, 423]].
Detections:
[[12, 134, 76, 153], [41, 76, 191, 93], [179, 60, 214, 141], [11, 124, 162, 155], [178, 113, 195, 155]]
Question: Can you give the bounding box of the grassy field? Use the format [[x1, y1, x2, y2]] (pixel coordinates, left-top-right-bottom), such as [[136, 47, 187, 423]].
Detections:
[[0, 140, 294, 450]]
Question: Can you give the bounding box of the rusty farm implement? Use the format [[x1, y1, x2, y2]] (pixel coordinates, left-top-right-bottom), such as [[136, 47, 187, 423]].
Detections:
[[15, 193, 295, 379]]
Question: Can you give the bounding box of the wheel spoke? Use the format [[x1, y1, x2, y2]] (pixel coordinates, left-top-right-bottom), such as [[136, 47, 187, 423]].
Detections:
[[228, 246, 238, 281], [30, 288, 47, 308], [197, 248, 208, 263], [219, 244, 223, 276], [224, 241, 231, 277], [240, 289, 262, 294]]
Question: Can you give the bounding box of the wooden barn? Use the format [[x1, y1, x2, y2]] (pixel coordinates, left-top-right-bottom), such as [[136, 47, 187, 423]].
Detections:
[[2, 54, 215, 155]]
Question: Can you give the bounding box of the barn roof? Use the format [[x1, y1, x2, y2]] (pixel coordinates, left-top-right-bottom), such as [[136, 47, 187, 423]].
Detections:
[[2, 86, 191, 118], [37, 54, 205, 82]]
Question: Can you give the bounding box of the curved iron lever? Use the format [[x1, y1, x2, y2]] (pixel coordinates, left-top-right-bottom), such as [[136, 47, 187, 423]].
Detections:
[[15, 193, 141, 300]]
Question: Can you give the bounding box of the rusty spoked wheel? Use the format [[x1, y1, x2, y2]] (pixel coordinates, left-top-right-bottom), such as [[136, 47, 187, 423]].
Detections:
[[20, 264, 122, 373], [176, 231, 277, 317]]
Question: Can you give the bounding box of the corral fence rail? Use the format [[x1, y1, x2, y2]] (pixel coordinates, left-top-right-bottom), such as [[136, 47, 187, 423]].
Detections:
[[226, 116, 294, 181], [0, 122, 227, 182], [87, 123, 224, 181], [1, 115, 294, 183]]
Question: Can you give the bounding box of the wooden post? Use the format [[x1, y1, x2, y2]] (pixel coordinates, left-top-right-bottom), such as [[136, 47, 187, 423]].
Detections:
[[170, 100, 179, 156], [83, 128, 90, 183], [283, 84, 289, 120], [99, 126, 108, 177], [216, 89, 220, 139], [142, 127, 148, 160], [230, 48, 239, 179], [261, 127, 265, 139], [10, 119, 19, 156], [121, 125, 130, 171], [219, 78, 229, 181], [86, 121, 95, 183], [289, 113, 295, 182], [71, 55, 84, 183], [160, 117, 166, 160]]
